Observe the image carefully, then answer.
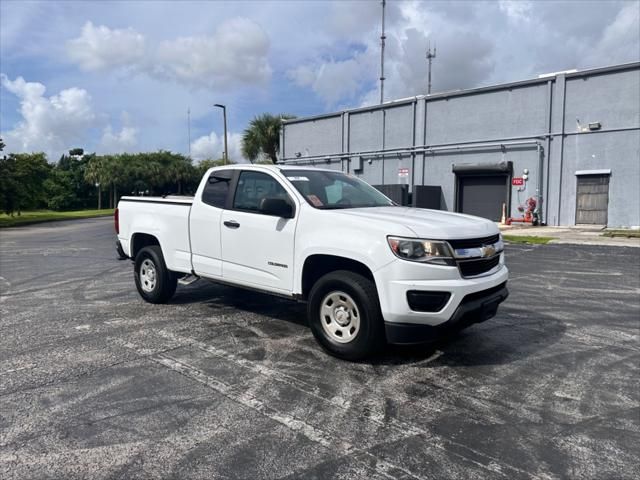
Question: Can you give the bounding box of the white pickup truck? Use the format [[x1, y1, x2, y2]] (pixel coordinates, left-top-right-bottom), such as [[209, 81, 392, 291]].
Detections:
[[116, 164, 508, 359]]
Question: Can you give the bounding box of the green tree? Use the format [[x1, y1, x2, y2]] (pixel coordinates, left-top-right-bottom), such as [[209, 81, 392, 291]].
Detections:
[[0, 138, 5, 151], [241, 113, 296, 164], [85, 154, 108, 209], [44, 168, 76, 211], [0, 153, 50, 215], [0, 155, 18, 215]]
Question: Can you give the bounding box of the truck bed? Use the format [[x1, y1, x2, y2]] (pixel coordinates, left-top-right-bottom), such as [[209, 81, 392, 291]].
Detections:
[[118, 196, 194, 273]]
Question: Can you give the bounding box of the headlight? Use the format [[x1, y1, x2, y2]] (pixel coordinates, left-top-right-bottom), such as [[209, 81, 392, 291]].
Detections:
[[387, 236, 456, 266]]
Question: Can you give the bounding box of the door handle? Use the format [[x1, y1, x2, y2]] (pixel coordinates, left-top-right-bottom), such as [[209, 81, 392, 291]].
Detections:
[[224, 220, 240, 229]]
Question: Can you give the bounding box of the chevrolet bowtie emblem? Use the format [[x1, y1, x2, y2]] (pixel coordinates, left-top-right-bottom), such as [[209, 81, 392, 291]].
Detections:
[[482, 244, 496, 258]]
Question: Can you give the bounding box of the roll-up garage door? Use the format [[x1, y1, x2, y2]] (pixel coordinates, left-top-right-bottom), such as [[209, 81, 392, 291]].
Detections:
[[453, 161, 511, 221], [457, 175, 509, 221]]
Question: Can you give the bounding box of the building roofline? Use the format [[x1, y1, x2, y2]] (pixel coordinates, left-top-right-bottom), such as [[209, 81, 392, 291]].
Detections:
[[282, 61, 640, 125]]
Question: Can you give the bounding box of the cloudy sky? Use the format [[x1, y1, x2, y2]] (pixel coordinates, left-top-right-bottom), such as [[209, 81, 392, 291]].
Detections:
[[1, 0, 638, 162]]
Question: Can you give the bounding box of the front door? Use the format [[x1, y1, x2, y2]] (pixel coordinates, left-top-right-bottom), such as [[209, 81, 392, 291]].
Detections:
[[190, 169, 233, 278], [221, 170, 297, 293]]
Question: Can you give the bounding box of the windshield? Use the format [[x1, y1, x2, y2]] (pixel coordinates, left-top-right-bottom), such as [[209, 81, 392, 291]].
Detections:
[[283, 170, 394, 209]]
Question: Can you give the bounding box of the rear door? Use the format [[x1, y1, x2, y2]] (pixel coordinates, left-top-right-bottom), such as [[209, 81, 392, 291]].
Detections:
[[576, 174, 609, 225], [189, 169, 233, 278], [220, 170, 297, 293]]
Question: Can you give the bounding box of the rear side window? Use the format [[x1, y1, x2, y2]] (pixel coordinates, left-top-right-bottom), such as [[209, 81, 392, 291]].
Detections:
[[202, 170, 232, 208]]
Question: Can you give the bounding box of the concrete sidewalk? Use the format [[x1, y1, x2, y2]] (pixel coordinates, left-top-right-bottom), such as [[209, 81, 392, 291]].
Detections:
[[499, 224, 640, 247]]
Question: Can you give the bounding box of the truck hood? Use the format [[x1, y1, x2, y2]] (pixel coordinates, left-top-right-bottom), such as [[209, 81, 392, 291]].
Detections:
[[334, 206, 499, 239]]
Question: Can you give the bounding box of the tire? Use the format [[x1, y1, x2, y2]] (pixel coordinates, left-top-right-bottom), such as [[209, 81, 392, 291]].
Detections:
[[134, 245, 177, 304], [307, 270, 385, 360]]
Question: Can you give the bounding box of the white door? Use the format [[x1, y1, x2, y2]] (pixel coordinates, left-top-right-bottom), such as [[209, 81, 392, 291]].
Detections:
[[221, 170, 297, 293], [189, 169, 233, 278]]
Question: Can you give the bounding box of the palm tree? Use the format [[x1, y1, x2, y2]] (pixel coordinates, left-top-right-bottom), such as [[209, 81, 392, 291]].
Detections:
[[241, 113, 296, 164], [84, 155, 106, 209]]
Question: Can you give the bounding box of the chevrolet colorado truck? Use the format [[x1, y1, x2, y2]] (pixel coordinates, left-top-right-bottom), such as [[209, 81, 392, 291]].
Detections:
[[116, 165, 508, 359]]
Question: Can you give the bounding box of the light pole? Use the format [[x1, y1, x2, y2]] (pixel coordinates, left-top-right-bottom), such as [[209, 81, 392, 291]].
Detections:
[[214, 104, 228, 164]]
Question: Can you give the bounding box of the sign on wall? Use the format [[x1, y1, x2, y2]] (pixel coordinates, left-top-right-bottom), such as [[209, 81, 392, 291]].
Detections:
[[398, 168, 409, 178], [512, 177, 525, 186]]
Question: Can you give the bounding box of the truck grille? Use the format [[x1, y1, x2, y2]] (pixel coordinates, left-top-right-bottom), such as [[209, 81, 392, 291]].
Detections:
[[447, 234, 500, 250], [458, 255, 501, 277]]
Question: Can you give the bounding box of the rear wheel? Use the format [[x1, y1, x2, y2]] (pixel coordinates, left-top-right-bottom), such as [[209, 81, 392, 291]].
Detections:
[[134, 245, 177, 303], [308, 270, 385, 360]]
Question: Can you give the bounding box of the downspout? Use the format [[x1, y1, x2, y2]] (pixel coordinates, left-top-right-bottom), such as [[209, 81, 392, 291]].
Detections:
[[381, 109, 386, 184], [556, 74, 567, 225], [422, 97, 428, 185], [536, 143, 544, 224], [544, 79, 553, 225], [411, 100, 417, 195]]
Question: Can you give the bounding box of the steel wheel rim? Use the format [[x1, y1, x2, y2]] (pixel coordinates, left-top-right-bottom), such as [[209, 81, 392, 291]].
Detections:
[[319, 291, 361, 344], [140, 258, 157, 293]]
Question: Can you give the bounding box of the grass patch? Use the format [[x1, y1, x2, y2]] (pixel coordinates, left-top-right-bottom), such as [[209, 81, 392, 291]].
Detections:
[[502, 235, 554, 245], [0, 209, 114, 228], [602, 230, 640, 238]]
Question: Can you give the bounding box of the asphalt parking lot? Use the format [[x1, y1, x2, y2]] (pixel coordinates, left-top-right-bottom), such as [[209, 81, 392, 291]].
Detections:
[[1, 217, 638, 480]]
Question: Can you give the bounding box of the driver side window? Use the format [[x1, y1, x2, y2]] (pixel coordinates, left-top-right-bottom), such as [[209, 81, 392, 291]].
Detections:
[[233, 171, 289, 213]]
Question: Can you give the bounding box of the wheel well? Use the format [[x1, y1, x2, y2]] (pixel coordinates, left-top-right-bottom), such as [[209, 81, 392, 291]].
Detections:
[[131, 233, 160, 259], [301, 254, 375, 299]]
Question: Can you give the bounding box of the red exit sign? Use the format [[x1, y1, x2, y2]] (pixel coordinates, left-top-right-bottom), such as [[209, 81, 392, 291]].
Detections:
[[512, 177, 525, 186]]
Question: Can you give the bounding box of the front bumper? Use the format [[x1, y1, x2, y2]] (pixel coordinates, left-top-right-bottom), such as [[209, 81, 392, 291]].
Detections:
[[384, 282, 509, 344], [374, 255, 508, 326]]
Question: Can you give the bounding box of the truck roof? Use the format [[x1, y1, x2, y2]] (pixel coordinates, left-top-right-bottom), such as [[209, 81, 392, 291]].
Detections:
[[208, 164, 338, 173]]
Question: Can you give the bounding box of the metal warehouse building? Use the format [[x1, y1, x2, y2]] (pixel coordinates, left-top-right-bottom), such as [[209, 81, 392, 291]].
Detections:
[[280, 62, 640, 228]]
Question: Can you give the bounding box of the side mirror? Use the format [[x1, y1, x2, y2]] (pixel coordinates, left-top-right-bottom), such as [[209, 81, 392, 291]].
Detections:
[[259, 197, 294, 218]]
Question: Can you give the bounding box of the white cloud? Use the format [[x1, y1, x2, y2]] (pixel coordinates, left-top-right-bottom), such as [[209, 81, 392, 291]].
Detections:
[[99, 112, 138, 153], [288, 0, 495, 107], [499, 0, 533, 24], [65, 18, 271, 90], [586, 2, 640, 66], [67, 21, 145, 71], [190, 131, 245, 163], [288, 52, 376, 106], [0, 74, 97, 157], [155, 18, 271, 89]]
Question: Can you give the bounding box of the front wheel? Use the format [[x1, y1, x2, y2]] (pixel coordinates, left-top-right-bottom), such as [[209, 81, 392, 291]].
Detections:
[[134, 245, 177, 304], [307, 270, 385, 360]]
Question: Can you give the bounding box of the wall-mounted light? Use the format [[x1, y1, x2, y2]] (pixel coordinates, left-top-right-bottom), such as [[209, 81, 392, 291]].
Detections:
[[588, 122, 602, 131]]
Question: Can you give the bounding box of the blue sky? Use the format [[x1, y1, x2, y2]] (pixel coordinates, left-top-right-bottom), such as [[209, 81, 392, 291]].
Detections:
[[1, 0, 638, 162]]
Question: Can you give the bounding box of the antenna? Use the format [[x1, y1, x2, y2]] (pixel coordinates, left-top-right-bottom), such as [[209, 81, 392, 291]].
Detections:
[[187, 107, 191, 158], [426, 40, 436, 94], [380, 0, 386, 104]]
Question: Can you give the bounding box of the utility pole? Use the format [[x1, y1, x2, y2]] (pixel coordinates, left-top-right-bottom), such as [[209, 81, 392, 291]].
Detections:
[[426, 41, 436, 94], [213, 104, 228, 164], [187, 107, 191, 158], [380, 0, 386, 104]]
